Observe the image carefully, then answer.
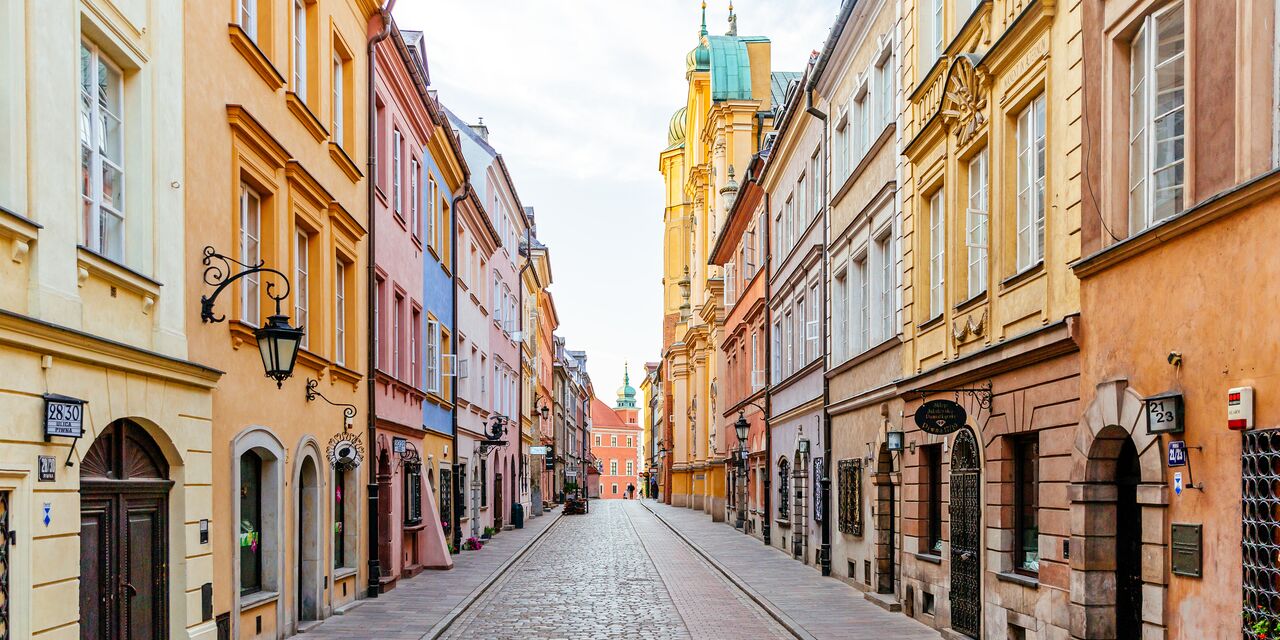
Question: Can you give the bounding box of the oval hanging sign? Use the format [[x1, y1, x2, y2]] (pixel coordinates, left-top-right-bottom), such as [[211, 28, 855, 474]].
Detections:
[[914, 399, 967, 435]]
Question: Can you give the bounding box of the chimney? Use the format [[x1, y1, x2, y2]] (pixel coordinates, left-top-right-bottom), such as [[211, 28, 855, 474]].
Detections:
[[470, 117, 489, 141]]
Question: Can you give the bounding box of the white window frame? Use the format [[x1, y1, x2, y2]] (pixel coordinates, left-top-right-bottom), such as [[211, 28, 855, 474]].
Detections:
[[966, 147, 989, 298], [292, 0, 307, 98], [410, 158, 420, 238], [833, 264, 848, 362], [81, 40, 126, 262], [875, 47, 895, 131], [772, 319, 782, 380], [335, 261, 347, 366], [239, 0, 258, 40], [1016, 94, 1047, 271], [332, 53, 344, 143], [854, 254, 870, 354], [239, 185, 261, 325], [1128, 1, 1186, 234], [929, 188, 945, 318], [933, 0, 946, 60], [410, 310, 420, 387], [294, 230, 310, 349], [392, 129, 403, 216], [393, 294, 403, 379], [875, 232, 895, 342]]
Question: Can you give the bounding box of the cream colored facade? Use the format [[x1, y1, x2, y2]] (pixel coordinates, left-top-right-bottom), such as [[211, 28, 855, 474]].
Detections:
[[0, 1, 222, 638], [184, 1, 378, 637], [659, 6, 779, 517]]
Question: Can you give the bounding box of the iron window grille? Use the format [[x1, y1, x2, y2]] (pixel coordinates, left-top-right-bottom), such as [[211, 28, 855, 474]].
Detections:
[[838, 459, 863, 536]]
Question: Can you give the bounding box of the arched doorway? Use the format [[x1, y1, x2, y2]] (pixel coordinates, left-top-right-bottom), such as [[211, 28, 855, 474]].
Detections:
[[949, 428, 981, 638], [79, 419, 173, 640], [873, 442, 896, 595], [1115, 437, 1142, 637], [296, 455, 322, 625]]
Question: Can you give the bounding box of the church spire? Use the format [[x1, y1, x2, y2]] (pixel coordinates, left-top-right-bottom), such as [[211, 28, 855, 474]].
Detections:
[[699, 1, 708, 37]]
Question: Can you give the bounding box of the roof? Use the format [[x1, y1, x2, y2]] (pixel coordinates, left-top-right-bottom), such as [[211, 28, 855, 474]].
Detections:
[[770, 72, 803, 113], [589, 398, 635, 430], [808, 0, 860, 91], [708, 35, 768, 101]]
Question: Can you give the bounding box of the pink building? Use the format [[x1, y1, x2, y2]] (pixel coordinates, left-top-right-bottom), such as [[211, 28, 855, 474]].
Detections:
[[369, 22, 450, 589], [591, 371, 642, 499]]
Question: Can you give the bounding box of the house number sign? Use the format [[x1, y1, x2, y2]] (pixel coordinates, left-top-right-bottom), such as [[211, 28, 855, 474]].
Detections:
[[43, 393, 86, 439], [1145, 392, 1185, 435]]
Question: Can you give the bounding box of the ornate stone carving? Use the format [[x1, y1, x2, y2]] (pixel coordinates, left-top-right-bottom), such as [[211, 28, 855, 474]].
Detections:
[[939, 58, 988, 146], [951, 308, 988, 344]]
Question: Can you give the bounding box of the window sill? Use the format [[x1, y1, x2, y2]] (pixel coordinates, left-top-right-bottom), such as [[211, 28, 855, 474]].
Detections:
[[333, 567, 358, 581], [1000, 261, 1044, 291], [775, 519, 791, 529], [227, 24, 285, 91], [0, 204, 40, 244], [295, 348, 331, 375], [954, 290, 988, 313], [913, 552, 943, 565], [329, 142, 363, 182], [77, 246, 163, 300], [239, 590, 279, 611], [286, 91, 329, 143], [996, 570, 1039, 588], [331, 362, 363, 387], [917, 314, 944, 332]]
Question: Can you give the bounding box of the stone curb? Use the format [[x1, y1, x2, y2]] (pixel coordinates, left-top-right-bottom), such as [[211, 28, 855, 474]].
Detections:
[[421, 508, 565, 640], [640, 500, 818, 640]]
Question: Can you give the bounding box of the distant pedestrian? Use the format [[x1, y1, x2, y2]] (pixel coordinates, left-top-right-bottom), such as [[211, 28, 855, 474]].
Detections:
[[627, 483, 635, 499]]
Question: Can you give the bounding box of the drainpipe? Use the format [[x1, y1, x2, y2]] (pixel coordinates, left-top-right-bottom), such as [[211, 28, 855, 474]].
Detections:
[[364, 1, 394, 600], [805, 86, 832, 577], [449, 182, 472, 552], [516, 225, 533, 522], [762, 187, 773, 548]]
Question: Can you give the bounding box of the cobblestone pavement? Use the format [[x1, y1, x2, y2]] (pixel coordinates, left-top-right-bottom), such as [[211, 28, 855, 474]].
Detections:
[[440, 500, 791, 640], [643, 500, 939, 640]]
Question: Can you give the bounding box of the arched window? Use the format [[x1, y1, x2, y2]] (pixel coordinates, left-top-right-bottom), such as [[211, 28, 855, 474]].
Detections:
[[777, 457, 792, 520]]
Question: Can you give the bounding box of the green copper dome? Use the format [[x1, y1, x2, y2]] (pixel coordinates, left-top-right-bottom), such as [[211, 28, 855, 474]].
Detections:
[[668, 106, 687, 146], [616, 364, 638, 409]]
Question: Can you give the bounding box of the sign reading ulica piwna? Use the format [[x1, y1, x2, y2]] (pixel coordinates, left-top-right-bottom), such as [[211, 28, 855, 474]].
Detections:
[[914, 399, 967, 435], [43, 393, 86, 439]]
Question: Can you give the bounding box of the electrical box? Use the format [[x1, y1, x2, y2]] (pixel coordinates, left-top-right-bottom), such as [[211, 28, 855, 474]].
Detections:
[[1229, 386, 1254, 430]]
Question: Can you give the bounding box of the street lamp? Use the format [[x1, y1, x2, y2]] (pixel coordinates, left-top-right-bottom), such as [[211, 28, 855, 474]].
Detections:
[[199, 245, 304, 387], [256, 314, 304, 388], [734, 411, 749, 530]]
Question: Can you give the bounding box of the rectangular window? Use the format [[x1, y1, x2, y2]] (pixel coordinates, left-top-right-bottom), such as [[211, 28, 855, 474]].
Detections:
[[723, 262, 736, 306], [238, 0, 258, 41], [335, 261, 346, 365], [393, 294, 404, 378], [923, 444, 943, 554], [1128, 2, 1185, 233], [426, 319, 440, 393], [427, 176, 438, 250], [876, 233, 895, 341], [784, 310, 794, 375], [334, 467, 346, 567], [595, 435, 601, 446], [239, 185, 261, 325], [404, 463, 422, 525], [611, 435, 618, 447], [750, 330, 761, 389], [292, 0, 307, 97], [797, 175, 807, 229], [933, 0, 945, 60], [1016, 94, 1047, 271], [1014, 436, 1040, 574], [294, 231, 310, 349], [876, 50, 895, 130], [833, 266, 848, 361], [810, 148, 822, 216], [374, 277, 384, 368], [627, 436, 633, 447], [332, 53, 344, 143], [392, 129, 403, 217], [853, 86, 869, 163], [966, 148, 989, 298], [772, 319, 782, 380], [80, 41, 125, 262], [855, 255, 869, 353], [929, 188, 945, 318], [610, 460, 618, 475], [410, 159, 420, 238], [410, 308, 420, 386], [626, 460, 634, 476], [796, 296, 807, 364], [809, 283, 820, 359]]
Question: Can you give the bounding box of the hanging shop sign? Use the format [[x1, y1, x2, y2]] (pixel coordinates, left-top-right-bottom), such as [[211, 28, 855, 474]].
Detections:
[[529, 446, 549, 455], [43, 393, 85, 439], [914, 399, 967, 435], [327, 432, 364, 472]]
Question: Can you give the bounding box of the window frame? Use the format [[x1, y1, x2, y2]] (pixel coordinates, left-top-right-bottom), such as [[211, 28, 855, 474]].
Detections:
[[1013, 435, 1040, 576], [1015, 94, 1047, 271], [239, 184, 262, 326], [1127, 1, 1186, 234], [294, 230, 310, 349], [239, 450, 264, 596], [928, 188, 945, 319], [80, 40, 126, 262], [966, 147, 989, 298], [292, 0, 307, 98], [924, 444, 943, 554], [335, 260, 347, 365]]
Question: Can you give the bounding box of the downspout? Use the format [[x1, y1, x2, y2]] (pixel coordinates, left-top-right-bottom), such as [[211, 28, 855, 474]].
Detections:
[[364, 1, 394, 599], [516, 225, 533, 522], [805, 86, 832, 577], [762, 187, 773, 548], [449, 183, 472, 552]]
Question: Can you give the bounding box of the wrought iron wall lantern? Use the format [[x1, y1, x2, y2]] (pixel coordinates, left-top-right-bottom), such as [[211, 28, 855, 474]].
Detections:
[[305, 378, 363, 471], [200, 246, 304, 387], [478, 415, 510, 457]]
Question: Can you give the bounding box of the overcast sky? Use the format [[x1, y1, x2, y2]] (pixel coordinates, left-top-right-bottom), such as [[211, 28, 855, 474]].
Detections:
[[394, 0, 840, 402]]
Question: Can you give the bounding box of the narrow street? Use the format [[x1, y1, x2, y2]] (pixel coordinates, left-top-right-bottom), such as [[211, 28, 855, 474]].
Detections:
[[309, 500, 934, 639]]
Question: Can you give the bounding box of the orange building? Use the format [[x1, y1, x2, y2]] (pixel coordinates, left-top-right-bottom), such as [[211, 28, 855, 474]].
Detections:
[[591, 369, 643, 499]]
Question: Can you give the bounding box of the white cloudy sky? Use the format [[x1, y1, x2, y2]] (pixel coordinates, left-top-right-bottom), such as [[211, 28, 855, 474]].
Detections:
[[393, 0, 840, 399]]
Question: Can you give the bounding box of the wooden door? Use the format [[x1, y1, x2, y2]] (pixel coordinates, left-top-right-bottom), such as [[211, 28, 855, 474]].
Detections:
[[79, 421, 172, 640], [494, 474, 504, 530]]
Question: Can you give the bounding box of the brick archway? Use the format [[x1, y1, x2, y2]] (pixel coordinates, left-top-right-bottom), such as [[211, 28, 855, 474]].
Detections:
[[1070, 380, 1168, 639]]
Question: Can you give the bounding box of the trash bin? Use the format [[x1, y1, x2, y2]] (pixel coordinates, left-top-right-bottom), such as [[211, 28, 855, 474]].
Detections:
[[512, 502, 524, 529]]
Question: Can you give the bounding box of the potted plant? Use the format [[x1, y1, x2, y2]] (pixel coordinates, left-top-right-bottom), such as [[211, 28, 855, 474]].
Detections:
[[481, 526, 495, 540], [465, 536, 484, 551]]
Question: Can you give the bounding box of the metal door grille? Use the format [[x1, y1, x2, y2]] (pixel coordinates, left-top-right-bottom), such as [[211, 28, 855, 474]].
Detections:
[[0, 491, 7, 640], [1243, 430, 1280, 638], [949, 429, 981, 638]]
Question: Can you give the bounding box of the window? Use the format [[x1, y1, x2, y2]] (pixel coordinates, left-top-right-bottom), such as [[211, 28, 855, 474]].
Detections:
[[777, 457, 791, 520], [853, 85, 869, 163], [1016, 95, 1047, 270], [876, 233, 895, 341], [966, 148, 989, 298], [1128, 2, 1185, 233], [374, 277, 384, 368], [480, 459, 487, 507], [294, 231, 310, 349], [426, 319, 440, 393], [1014, 436, 1040, 574], [611, 483, 619, 495], [335, 261, 347, 365], [333, 467, 346, 567], [611, 435, 618, 447], [239, 451, 263, 595], [923, 444, 943, 554], [239, 185, 261, 324], [772, 319, 782, 380], [238, 0, 258, 41], [723, 262, 736, 306], [393, 293, 404, 378], [855, 255, 870, 353], [796, 296, 807, 364], [751, 330, 761, 388], [833, 266, 848, 361], [810, 148, 822, 216], [627, 436, 633, 448], [332, 53, 344, 143], [797, 175, 807, 228], [784, 310, 794, 375], [410, 308, 420, 386], [404, 463, 422, 525], [292, 0, 307, 97], [410, 159, 420, 238], [837, 459, 863, 536], [392, 129, 403, 217], [80, 41, 125, 262], [876, 50, 895, 130], [928, 188, 945, 317], [610, 460, 618, 475], [427, 176, 438, 250], [595, 435, 601, 446], [626, 460, 634, 476], [932, 0, 945, 60]]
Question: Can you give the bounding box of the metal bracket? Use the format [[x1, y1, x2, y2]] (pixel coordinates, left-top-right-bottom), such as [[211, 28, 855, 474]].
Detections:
[[914, 380, 994, 413], [305, 378, 358, 429], [199, 245, 291, 323]]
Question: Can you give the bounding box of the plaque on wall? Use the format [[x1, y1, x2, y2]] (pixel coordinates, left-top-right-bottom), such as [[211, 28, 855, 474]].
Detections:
[[914, 399, 967, 435]]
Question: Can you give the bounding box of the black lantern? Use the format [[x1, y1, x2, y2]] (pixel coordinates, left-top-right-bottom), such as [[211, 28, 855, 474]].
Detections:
[[539, 404, 550, 420], [734, 411, 750, 445], [257, 314, 304, 388]]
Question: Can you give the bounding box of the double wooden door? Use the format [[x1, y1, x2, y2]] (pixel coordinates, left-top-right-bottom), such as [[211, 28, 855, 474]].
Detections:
[[79, 421, 172, 640]]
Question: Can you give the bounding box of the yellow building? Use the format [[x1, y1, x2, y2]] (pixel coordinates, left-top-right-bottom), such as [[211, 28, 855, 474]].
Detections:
[[659, 4, 784, 517], [184, 1, 379, 637], [0, 1, 223, 638], [896, 0, 1082, 636]]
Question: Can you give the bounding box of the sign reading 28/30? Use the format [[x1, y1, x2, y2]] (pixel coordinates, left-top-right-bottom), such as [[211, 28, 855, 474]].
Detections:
[[43, 394, 86, 439]]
